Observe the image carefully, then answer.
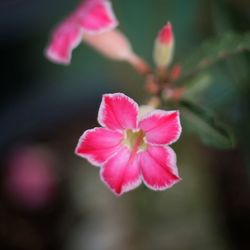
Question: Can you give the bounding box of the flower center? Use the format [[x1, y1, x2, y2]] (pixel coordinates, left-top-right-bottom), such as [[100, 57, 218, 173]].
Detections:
[[123, 129, 147, 152]]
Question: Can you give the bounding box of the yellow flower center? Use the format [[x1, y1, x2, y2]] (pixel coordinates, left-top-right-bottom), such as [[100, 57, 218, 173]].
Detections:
[[123, 129, 147, 152]]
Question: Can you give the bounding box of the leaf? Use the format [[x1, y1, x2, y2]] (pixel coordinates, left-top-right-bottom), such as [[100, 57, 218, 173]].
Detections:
[[182, 73, 213, 99], [180, 100, 235, 149], [176, 32, 250, 84]]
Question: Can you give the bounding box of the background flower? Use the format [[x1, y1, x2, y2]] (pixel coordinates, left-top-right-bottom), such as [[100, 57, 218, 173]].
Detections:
[[45, 0, 118, 64]]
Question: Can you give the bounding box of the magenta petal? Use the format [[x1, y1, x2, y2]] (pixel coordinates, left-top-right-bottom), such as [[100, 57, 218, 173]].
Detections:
[[139, 110, 181, 145], [139, 144, 180, 190], [75, 127, 123, 166], [76, 0, 118, 34], [45, 16, 82, 64], [101, 146, 141, 196], [98, 93, 139, 131]]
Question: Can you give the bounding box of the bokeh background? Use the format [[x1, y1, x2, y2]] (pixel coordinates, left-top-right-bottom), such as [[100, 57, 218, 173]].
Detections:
[[0, 0, 250, 249]]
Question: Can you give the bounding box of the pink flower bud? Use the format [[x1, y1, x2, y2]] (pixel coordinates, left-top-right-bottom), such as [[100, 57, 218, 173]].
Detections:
[[170, 64, 182, 80], [153, 22, 175, 69], [164, 87, 186, 102], [83, 29, 150, 74]]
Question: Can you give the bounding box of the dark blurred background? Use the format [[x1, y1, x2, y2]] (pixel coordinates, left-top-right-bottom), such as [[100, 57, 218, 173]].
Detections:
[[0, 0, 250, 249]]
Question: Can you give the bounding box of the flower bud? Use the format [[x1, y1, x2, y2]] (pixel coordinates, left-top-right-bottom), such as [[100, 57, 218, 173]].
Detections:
[[153, 22, 174, 69], [170, 64, 181, 80]]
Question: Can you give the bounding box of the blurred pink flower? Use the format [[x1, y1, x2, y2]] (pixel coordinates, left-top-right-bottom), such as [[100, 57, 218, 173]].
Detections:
[[75, 93, 182, 196], [5, 146, 57, 209], [45, 0, 118, 64]]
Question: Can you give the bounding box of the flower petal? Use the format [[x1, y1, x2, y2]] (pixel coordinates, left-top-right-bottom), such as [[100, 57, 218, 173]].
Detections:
[[83, 29, 133, 60], [45, 16, 83, 65], [75, 127, 123, 166], [139, 110, 181, 145], [139, 144, 180, 190], [98, 93, 139, 131], [76, 0, 118, 34], [100, 146, 141, 196]]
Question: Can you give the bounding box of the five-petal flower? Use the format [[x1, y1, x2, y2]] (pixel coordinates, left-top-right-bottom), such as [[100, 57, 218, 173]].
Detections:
[[45, 0, 118, 64], [75, 93, 182, 196]]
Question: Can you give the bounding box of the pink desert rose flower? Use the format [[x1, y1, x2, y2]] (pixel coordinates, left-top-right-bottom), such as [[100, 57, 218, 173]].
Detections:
[[45, 0, 118, 64], [75, 93, 182, 196]]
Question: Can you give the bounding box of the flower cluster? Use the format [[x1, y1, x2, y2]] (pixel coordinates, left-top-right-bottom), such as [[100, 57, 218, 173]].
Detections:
[[46, 0, 182, 196]]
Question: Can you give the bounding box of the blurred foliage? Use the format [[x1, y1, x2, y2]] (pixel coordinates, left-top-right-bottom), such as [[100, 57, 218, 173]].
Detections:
[[176, 32, 250, 84], [180, 100, 235, 149], [166, 31, 250, 149]]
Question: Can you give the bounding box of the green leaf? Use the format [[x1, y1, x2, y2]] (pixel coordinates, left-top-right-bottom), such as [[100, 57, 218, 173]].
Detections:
[[180, 100, 235, 149], [182, 73, 213, 99], [176, 32, 250, 84]]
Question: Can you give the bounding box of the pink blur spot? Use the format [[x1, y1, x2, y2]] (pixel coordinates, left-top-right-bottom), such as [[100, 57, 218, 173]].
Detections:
[[4, 146, 58, 209]]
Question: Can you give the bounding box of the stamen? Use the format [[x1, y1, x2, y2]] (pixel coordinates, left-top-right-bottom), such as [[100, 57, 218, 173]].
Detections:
[[123, 129, 147, 152]]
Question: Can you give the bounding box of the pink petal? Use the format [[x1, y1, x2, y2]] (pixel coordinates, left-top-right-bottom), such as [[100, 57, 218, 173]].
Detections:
[[100, 146, 141, 196], [76, 0, 118, 34], [75, 127, 123, 166], [139, 144, 180, 190], [98, 93, 139, 131], [139, 110, 181, 145], [45, 15, 83, 65]]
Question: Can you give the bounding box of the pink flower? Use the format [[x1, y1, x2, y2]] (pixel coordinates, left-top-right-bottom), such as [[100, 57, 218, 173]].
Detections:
[[4, 146, 57, 209], [45, 0, 118, 64], [75, 93, 182, 196]]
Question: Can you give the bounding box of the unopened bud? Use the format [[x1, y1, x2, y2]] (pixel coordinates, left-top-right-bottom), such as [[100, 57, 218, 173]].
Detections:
[[145, 74, 159, 94], [145, 81, 159, 94], [153, 22, 174, 69], [170, 64, 181, 80], [163, 87, 185, 102]]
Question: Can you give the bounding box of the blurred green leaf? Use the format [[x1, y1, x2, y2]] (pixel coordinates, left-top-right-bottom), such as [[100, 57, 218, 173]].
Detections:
[[182, 73, 213, 99], [180, 100, 235, 149], [176, 32, 250, 85]]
